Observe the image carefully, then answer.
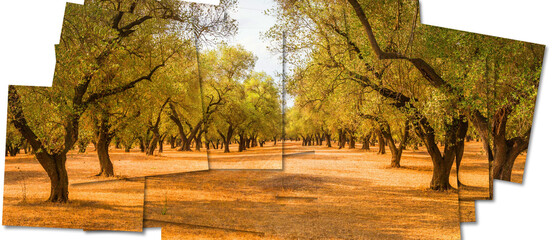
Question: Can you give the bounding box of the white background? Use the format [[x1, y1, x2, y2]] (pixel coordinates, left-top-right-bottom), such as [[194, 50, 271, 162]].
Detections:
[[0, 0, 555, 239]]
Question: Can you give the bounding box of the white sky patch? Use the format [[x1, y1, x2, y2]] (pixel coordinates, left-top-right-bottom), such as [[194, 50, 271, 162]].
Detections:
[[228, 0, 282, 79], [218, 0, 295, 107]]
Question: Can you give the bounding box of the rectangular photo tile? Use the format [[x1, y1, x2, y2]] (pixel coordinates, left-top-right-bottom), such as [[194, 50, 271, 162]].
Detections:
[[160, 0, 460, 239], [199, 1, 284, 170], [3, 1, 208, 231], [139, 0, 245, 230], [155, 152, 460, 239], [3, 154, 145, 231]]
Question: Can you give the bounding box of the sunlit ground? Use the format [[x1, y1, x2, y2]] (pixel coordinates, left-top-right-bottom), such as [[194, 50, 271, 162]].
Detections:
[[146, 141, 487, 239], [2, 145, 208, 231]]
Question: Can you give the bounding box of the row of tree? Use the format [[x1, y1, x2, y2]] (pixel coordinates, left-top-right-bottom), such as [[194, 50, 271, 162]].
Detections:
[[5, 0, 281, 203], [270, 0, 542, 190]]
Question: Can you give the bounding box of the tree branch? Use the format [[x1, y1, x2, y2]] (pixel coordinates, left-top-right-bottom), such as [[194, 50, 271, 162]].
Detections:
[[84, 63, 164, 106], [8, 86, 49, 154]]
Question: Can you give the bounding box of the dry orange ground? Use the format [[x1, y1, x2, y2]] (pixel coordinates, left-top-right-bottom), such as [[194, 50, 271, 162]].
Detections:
[[2, 140, 524, 237], [456, 141, 489, 223], [2, 145, 208, 231], [208, 143, 283, 169], [511, 154, 527, 184], [146, 141, 468, 240]]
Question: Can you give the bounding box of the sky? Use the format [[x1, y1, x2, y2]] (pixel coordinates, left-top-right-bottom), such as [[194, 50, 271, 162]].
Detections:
[[229, 0, 282, 78], [197, 0, 294, 108], [230, 0, 295, 108]]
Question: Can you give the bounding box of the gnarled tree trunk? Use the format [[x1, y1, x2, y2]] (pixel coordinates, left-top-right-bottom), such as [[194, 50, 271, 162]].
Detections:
[[348, 131, 356, 149], [455, 116, 469, 186], [338, 129, 346, 149], [491, 107, 529, 181], [158, 134, 166, 153], [361, 131, 372, 150], [325, 133, 332, 147], [377, 129, 386, 154], [239, 134, 246, 152], [414, 117, 462, 191], [138, 137, 146, 152], [95, 113, 114, 177], [40, 153, 69, 203], [220, 125, 234, 153], [195, 130, 203, 151], [169, 102, 201, 152], [147, 134, 159, 156], [380, 120, 409, 168], [170, 135, 176, 149]]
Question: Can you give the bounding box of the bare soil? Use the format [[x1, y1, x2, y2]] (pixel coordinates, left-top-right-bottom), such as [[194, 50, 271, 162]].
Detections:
[[2, 145, 208, 231], [459, 200, 476, 223], [146, 141, 477, 239], [208, 143, 282, 169], [3, 140, 524, 236]]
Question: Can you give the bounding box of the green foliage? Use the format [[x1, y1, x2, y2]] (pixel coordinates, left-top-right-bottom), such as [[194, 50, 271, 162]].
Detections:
[[201, 44, 282, 144], [267, 0, 543, 150]]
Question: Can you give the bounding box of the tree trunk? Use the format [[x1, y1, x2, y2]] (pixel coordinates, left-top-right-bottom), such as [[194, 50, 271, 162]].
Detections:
[[221, 125, 234, 153], [183, 136, 193, 151], [96, 138, 114, 177], [468, 106, 529, 183], [377, 129, 385, 154], [169, 102, 188, 150], [348, 131, 356, 149], [455, 116, 469, 186], [491, 107, 529, 181], [325, 133, 332, 147], [251, 136, 258, 147], [361, 131, 371, 150], [158, 135, 166, 153], [222, 135, 229, 151], [429, 153, 454, 191], [338, 129, 346, 149], [169, 103, 201, 152], [7, 146, 19, 156], [170, 135, 176, 149], [195, 130, 203, 151], [239, 134, 246, 152], [138, 137, 146, 152], [414, 117, 460, 191], [245, 137, 252, 149], [95, 114, 114, 177], [380, 121, 402, 168], [147, 134, 158, 156], [36, 153, 69, 203]]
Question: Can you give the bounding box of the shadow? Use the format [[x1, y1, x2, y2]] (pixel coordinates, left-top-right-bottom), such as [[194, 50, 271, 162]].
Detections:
[[397, 165, 433, 172], [3, 169, 48, 185], [142, 170, 460, 239]]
